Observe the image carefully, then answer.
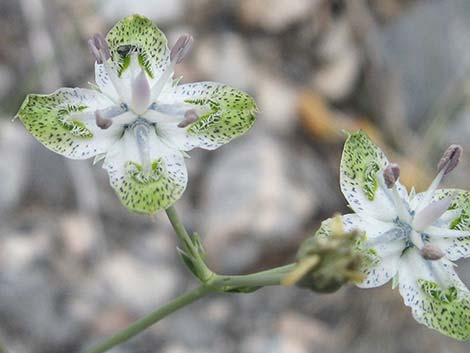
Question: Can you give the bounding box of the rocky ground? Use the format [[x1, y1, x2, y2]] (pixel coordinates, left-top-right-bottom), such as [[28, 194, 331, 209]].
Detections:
[[0, 0, 470, 352]]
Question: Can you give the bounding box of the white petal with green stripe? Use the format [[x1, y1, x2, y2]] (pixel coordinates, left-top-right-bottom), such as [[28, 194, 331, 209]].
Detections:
[[106, 14, 170, 79], [16, 88, 120, 159], [103, 128, 187, 214], [398, 248, 470, 340], [157, 82, 257, 150], [340, 131, 407, 222]]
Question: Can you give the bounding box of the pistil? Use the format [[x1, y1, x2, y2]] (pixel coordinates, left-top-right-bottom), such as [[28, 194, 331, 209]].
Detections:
[[131, 69, 151, 115], [134, 121, 151, 176]]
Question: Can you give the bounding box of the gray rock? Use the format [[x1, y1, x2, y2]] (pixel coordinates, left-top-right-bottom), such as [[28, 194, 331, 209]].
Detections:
[[194, 32, 256, 92], [198, 130, 331, 272], [371, 0, 470, 127], [238, 0, 320, 33], [0, 121, 30, 212]]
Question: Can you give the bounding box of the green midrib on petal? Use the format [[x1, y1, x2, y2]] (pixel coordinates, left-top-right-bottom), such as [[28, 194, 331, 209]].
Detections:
[[417, 279, 470, 340], [341, 131, 387, 202]]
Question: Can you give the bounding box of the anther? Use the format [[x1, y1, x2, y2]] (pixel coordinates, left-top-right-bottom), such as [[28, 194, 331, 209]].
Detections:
[[383, 163, 400, 188], [178, 109, 199, 128], [95, 110, 113, 130], [437, 144, 463, 176], [88, 33, 110, 64], [170, 34, 194, 64], [420, 244, 445, 261]]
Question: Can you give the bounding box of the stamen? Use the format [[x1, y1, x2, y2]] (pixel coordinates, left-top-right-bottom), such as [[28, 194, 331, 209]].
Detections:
[[170, 34, 194, 64], [131, 70, 151, 115], [415, 168, 446, 213], [178, 109, 199, 128], [383, 163, 400, 188], [151, 34, 194, 102], [437, 144, 463, 176], [95, 110, 113, 129], [420, 244, 445, 261], [88, 39, 102, 63], [88, 33, 110, 64], [93, 33, 111, 60], [134, 123, 151, 176], [412, 194, 455, 232], [377, 167, 410, 222]]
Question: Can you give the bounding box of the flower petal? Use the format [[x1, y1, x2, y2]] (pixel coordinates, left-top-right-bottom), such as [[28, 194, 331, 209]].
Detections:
[[398, 248, 470, 339], [103, 128, 187, 214], [428, 189, 470, 261], [156, 82, 257, 150], [106, 14, 170, 80], [16, 88, 121, 159], [314, 214, 403, 288], [340, 131, 407, 221]]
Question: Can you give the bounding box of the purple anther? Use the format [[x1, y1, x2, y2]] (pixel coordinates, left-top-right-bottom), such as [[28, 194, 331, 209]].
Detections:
[[383, 163, 400, 188], [420, 244, 445, 261], [437, 144, 463, 176], [170, 34, 194, 64], [95, 110, 113, 129], [178, 109, 199, 128], [88, 33, 110, 64]]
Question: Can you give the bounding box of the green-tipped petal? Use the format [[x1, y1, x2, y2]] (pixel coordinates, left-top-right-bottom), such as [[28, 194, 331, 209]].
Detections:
[[16, 88, 120, 159], [340, 131, 407, 221], [312, 214, 403, 288], [103, 128, 187, 214], [429, 189, 470, 260], [106, 14, 170, 79], [158, 82, 257, 150], [399, 249, 470, 340]]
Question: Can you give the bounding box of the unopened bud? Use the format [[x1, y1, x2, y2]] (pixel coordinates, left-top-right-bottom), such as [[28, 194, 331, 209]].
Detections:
[[170, 34, 194, 64], [95, 111, 113, 129], [420, 244, 445, 261], [178, 109, 199, 128], [289, 217, 364, 293], [383, 163, 400, 188], [437, 144, 463, 175]]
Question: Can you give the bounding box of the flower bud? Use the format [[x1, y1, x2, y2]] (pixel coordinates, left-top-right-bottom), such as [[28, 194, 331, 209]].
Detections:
[[285, 216, 364, 293], [437, 144, 463, 176], [383, 163, 400, 188]]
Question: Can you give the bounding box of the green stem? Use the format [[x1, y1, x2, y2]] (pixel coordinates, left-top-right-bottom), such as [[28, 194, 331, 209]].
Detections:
[[165, 206, 213, 281], [214, 264, 296, 290], [85, 206, 298, 353], [84, 285, 212, 353], [165, 206, 198, 255]]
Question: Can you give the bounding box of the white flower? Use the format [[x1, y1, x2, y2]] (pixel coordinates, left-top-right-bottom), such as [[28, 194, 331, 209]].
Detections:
[[16, 15, 257, 214], [316, 131, 470, 339]]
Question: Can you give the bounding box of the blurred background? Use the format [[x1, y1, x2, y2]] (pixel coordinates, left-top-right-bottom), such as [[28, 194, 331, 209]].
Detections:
[[1, 0, 470, 352]]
